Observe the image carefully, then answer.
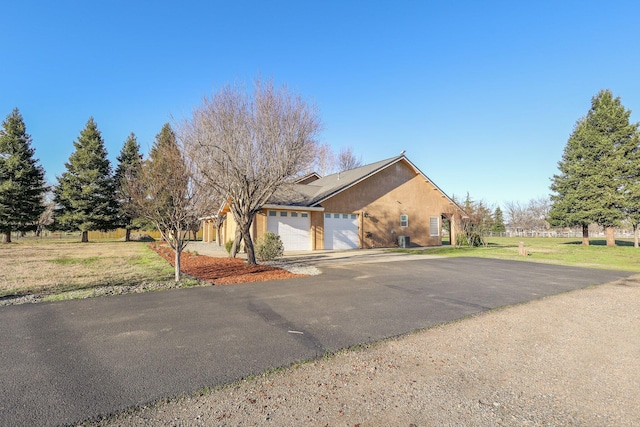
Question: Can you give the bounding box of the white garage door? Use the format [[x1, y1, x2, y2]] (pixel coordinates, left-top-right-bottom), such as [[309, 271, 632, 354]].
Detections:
[[324, 213, 359, 250], [267, 211, 311, 251]]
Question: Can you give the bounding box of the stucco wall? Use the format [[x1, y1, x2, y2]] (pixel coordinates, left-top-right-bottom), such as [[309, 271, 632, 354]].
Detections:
[[319, 161, 457, 247], [255, 211, 267, 240], [310, 211, 324, 250]]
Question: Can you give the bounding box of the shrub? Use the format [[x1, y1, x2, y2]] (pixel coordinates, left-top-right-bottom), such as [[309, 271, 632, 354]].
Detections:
[[256, 232, 284, 261], [225, 239, 234, 254], [456, 232, 484, 247]]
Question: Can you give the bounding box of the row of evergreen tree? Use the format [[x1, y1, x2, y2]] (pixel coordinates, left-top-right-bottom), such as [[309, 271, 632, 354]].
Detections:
[[0, 108, 176, 243]]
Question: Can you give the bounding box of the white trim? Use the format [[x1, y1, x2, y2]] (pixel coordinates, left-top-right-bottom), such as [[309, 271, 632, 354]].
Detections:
[[430, 216, 440, 236], [262, 204, 325, 212]]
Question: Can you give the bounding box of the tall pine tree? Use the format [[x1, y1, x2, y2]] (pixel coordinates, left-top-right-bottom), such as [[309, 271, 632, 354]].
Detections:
[[53, 117, 118, 242], [550, 89, 638, 246], [622, 128, 640, 248], [0, 108, 47, 243], [492, 206, 506, 234], [114, 132, 143, 241]]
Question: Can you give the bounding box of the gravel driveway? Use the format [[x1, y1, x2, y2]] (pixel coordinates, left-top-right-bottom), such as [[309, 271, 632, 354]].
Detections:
[[96, 274, 640, 426]]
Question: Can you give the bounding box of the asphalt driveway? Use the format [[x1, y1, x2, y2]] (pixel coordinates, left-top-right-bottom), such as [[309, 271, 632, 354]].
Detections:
[[0, 256, 632, 426]]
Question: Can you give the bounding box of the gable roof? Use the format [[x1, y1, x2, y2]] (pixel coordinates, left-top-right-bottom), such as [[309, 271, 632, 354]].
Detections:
[[266, 154, 462, 211]]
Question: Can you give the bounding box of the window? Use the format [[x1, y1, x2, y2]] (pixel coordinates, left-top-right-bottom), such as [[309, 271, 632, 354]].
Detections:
[[291, 212, 298, 217], [334, 213, 340, 218], [430, 216, 439, 236], [325, 213, 331, 218], [280, 211, 288, 217], [342, 214, 348, 219], [301, 213, 308, 218], [400, 214, 408, 227], [268, 211, 276, 217], [350, 214, 357, 219]]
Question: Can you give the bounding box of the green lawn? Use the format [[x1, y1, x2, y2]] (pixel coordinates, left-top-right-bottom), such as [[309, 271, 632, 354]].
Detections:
[[396, 237, 640, 272]]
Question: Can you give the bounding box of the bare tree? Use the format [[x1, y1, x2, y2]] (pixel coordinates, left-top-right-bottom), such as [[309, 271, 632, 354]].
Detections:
[[182, 79, 321, 265], [528, 197, 551, 234], [125, 123, 213, 281], [505, 197, 551, 235], [36, 188, 55, 237], [337, 146, 362, 171], [504, 200, 528, 233], [310, 142, 336, 176]]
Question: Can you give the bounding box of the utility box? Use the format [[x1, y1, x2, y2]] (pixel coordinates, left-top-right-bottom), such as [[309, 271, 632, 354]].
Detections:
[[398, 235, 410, 248]]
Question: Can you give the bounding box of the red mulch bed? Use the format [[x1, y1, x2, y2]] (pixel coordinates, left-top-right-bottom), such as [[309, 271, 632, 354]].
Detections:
[[148, 243, 304, 285]]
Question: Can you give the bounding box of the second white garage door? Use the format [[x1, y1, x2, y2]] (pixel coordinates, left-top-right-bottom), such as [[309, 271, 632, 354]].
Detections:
[[267, 211, 311, 251], [324, 213, 359, 250]]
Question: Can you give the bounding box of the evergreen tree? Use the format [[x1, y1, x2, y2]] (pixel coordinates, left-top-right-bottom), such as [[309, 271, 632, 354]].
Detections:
[[114, 132, 143, 241], [492, 206, 506, 234], [146, 124, 188, 223], [550, 90, 639, 246], [622, 129, 640, 248], [53, 117, 118, 242], [0, 108, 47, 243], [127, 123, 209, 281]]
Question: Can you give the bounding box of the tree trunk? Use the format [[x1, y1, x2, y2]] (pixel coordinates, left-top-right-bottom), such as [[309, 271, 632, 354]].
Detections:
[[605, 226, 615, 247], [125, 228, 131, 242], [81, 230, 88, 243], [634, 225, 639, 249], [242, 223, 257, 265], [581, 224, 589, 246], [230, 228, 241, 258], [217, 224, 222, 246], [3, 231, 11, 243], [174, 245, 181, 282]]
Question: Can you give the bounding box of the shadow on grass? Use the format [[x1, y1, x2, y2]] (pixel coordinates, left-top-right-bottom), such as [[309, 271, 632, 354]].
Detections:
[[563, 239, 635, 247]]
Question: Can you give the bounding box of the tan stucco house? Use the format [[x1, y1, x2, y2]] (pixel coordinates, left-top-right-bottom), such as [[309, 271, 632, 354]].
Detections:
[[201, 154, 463, 251]]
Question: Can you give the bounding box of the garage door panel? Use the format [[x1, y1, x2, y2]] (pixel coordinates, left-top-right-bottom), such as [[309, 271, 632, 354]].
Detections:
[[267, 212, 310, 251], [324, 213, 358, 250]]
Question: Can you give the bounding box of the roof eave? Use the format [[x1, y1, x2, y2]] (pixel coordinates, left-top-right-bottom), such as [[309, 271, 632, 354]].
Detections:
[[261, 204, 325, 212]]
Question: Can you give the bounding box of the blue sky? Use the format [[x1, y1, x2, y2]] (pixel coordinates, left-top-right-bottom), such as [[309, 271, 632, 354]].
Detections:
[[2, 1, 639, 208]]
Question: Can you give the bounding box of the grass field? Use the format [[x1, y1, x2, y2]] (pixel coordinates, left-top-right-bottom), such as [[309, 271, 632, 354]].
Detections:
[[0, 239, 175, 298], [396, 237, 640, 272]]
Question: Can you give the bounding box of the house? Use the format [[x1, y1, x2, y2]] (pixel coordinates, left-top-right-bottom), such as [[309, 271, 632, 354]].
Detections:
[[201, 154, 463, 251]]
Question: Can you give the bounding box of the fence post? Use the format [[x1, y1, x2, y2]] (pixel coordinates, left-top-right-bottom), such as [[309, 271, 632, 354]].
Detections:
[[518, 241, 527, 256]]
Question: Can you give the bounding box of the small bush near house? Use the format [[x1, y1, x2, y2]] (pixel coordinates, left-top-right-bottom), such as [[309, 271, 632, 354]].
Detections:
[[456, 232, 484, 247], [256, 232, 284, 261], [225, 240, 234, 254]]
